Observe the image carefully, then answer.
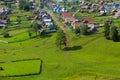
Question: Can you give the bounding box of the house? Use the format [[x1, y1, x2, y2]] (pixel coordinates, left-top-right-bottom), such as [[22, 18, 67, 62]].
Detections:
[[0, 8, 4, 13], [114, 10, 120, 18], [0, 19, 8, 24], [43, 18, 52, 22], [61, 12, 78, 24], [44, 22, 53, 26], [61, 12, 72, 20], [4, 0, 13, 2], [4, 0, 15, 4], [0, 24, 6, 28], [82, 17, 95, 24], [57, 0, 63, 2]]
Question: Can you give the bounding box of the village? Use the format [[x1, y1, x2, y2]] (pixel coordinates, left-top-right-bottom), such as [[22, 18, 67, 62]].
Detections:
[[0, 0, 120, 80], [0, 0, 120, 37]]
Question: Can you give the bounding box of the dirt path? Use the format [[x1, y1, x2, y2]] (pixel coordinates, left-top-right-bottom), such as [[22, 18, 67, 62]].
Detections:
[[44, 9, 66, 33], [44, 9, 69, 55]]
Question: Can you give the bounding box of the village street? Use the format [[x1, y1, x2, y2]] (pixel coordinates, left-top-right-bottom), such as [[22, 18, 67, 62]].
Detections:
[[44, 8, 70, 50], [44, 9, 66, 33]]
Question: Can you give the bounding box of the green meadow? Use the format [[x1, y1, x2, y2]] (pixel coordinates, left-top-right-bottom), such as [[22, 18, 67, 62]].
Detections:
[[0, 59, 41, 76], [0, 1, 120, 80], [0, 31, 120, 80]]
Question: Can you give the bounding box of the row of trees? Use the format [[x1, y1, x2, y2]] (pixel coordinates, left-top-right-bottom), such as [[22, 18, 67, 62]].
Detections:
[[55, 22, 120, 49], [104, 22, 119, 41]]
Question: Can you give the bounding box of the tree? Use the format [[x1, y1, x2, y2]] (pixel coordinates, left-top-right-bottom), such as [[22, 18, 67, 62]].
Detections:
[[56, 30, 67, 49], [3, 30, 10, 38], [24, 3, 30, 11], [40, 0, 44, 9], [74, 27, 80, 34], [28, 31, 32, 39], [63, 0, 67, 7], [32, 22, 38, 36], [19, 0, 30, 11], [7, 3, 11, 8], [109, 26, 118, 41], [31, 21, 43, 36], [19, 0, 26, 10], [81, 24, 88, 35], [104, 22, 110, 39], [16, 16, 21, 23]]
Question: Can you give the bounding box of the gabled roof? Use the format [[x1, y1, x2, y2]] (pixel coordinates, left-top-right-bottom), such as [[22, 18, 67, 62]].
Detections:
[[83, 18, 95, 24], [61, 12, 72, 19]]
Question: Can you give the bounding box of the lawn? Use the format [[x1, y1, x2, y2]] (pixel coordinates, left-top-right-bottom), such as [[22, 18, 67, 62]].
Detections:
[[0, 59, 41, 77]]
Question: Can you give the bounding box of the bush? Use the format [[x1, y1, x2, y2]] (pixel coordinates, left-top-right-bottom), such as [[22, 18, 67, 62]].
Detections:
[[81, 24, 88, 35], [3, 32, 10, 38]]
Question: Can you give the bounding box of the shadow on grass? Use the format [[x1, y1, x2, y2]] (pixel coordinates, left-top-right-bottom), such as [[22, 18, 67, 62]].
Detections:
[[105, 35, 120, 42], [9, 38, 29, 43], [116, 36, 120, 42], [63, 46, 82, 51], [40, 34, 52, 38]]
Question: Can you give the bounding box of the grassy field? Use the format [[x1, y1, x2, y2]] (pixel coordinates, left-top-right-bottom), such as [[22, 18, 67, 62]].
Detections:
[[0, 31, 120, 80], [0, 59, 41, 76], [0, 1, 120, 80]]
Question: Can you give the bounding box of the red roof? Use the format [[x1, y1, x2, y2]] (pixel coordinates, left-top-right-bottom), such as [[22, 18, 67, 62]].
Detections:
[[61, 12, 72, 19], [83, 18, 95, 23], [46, 2, 52, 5]]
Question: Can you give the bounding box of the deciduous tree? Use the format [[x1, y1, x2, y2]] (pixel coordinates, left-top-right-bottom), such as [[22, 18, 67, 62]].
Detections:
[[56, 30, 67, 49]]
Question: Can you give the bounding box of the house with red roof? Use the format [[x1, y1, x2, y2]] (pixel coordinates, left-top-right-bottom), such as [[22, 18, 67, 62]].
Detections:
[[82, 17, 95, 24], [61, 12, 72, 20], [61, 12, 78, 23]]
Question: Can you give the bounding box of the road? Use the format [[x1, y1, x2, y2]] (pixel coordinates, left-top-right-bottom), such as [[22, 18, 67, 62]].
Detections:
[[44, 9, 70, 52], [44, 9, 66, 33]]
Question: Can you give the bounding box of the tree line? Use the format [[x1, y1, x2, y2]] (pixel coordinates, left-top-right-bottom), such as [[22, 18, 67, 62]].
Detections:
[[104, 22, 119, 42]]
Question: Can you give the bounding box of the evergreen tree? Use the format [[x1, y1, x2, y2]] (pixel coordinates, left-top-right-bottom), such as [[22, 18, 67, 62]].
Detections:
[[56, 30, 67, 49], [104, 22, 110, 39], [109, 26, 118, 41]]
